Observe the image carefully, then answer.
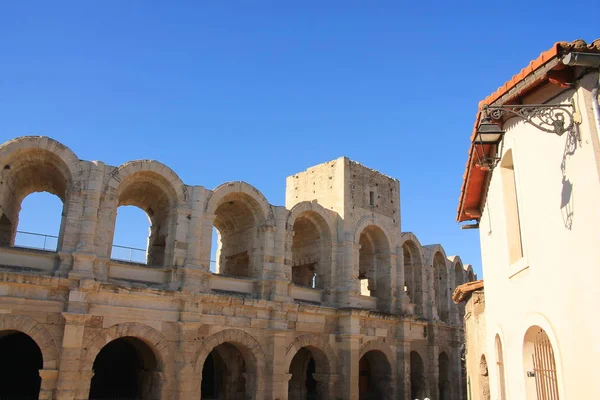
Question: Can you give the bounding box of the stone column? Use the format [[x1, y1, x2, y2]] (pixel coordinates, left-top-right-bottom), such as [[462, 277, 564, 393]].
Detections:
[[336, 234, 361, 308], [338, 309, 361, 400], [181, 210, 214, 293], [397, 339, 411, 400], [39, 369, 59, 400], [266, 326, 290, 399], [313, 373, 340, 400], [55, 313, 91, 400]]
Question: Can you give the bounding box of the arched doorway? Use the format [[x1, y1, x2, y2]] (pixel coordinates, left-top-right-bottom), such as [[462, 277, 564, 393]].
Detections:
[[288, 348, 319, 400], [438, 352, 450, 400], [523, 326, 560, 400], [358, 225, 391, 306], [89, 337, 159, 400], [410, 351, 425, 400], [201, 343, 247, 399], [358, 350, 391, 400], [0, 330, 43, 399]]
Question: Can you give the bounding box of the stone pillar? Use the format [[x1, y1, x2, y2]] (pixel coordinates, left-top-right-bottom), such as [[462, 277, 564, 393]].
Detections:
[[336, 234, 361, 308], [338, 309, 361, 400], [171, 207, 192, 268], [55, 313, 91, 400], [313, 373, 340, 400], [266, 325, 290, 399], [181, 210, 214, 293], [397, 339, 411, 400], [68, 161, 105, 279], [427, 341, 439, 400], [39, 369, 59, 400]]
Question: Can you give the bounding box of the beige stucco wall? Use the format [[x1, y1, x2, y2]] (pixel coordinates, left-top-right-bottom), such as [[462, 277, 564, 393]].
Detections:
[[476, 71, 600, 398]]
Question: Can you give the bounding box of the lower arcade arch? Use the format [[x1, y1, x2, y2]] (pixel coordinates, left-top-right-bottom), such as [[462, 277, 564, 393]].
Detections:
[[410, 351, 425, 400], [0, 330, 43, 399], [438, 351, 451, 400], [287, 345, 333, 400], [358, 350, 392, 400], [89, 337, 161, 400]]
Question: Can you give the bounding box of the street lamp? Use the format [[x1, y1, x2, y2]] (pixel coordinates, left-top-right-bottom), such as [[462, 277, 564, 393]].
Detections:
[[472, 120, 505, 171]]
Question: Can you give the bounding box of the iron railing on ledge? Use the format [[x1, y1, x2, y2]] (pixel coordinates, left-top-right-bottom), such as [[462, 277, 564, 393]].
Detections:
[[14, 230, 58, 251]]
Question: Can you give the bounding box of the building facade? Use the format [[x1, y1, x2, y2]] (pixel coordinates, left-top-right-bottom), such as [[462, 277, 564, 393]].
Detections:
[[456, 39, 600, 399], [0, 136, 474, 400]]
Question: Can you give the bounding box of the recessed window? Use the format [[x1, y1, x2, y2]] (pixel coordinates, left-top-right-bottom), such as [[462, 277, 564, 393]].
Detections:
[[369, 191, 375, 206], [501, 150, 524, 263]]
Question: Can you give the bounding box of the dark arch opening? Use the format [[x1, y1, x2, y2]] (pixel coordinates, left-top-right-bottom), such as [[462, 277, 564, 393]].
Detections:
[[410, 351, 425, 400], [201, 343, 247, 400], [358, 350, 391, 400], [0, 330, 43, 399], [288, 347, 319, 400], [89, 337, 158, 400], [439, 352, 451, 400]]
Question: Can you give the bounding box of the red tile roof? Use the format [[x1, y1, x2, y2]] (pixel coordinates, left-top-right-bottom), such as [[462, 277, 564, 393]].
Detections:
[[457, 39, 600, 222], [452, 280, 484, 303]]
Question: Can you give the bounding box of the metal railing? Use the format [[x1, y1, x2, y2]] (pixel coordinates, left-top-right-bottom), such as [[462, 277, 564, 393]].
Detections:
[[110, 244, 147, 264], [14, 231, 58, 251]]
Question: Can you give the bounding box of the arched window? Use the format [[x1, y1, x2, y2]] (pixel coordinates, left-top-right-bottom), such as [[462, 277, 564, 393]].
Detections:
[[0, 148, 72, 252], [13, 192, 63, 251], [358, 225, 390, 301], [501, 150, 524, 263], [523, 326, 560, 399], [290, 211, 331, 289], [111, 206, 152, 263], [433, 252, 449, 322], [495, 335, 507, 400], [109, 170, 177, 266], [403, 240, 423, 314], [212, 192, 265, 278]]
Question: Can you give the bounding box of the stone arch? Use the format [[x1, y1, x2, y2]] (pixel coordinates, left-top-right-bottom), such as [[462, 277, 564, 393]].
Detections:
[[449, 256, 465, 289], [465, 264, 475, 282], [0, 314, 59, 370], [429, 246, 450, 322], [101, 160, 186, 266], [401, 233, 425, 313], [284, 334, 337, 374], [0, 136, 79, 250], [82, 323, 175, 375], [359, 339, 395, 400], [353, 216, 394, 251], [206, 182, 273, 278], [206, 181, 272, 220], [194, 329, 266, 399], [110, 159, 187, 205], [286, 202, 336, 290], [410, 350, 426, 400]]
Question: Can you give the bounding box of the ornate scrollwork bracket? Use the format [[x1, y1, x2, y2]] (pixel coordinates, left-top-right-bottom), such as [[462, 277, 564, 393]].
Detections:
[[481, 100, 577, 137]]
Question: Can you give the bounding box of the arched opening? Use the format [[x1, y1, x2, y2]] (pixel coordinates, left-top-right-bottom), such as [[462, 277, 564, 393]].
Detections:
[[358, 225, 390, 300], [523, 326, 560, 400], [438, 352, 451, 400], [358, 350, 391, 400], [201, 343, 248, 399], [433, 252, 449, 322], [479, 355, 491, 400], [0, 330, 43, 399], [89, 337, 159, 400], [402, 241, 423, 314], [495, 335, 506, 400], [410, 351, 425, 400], [454, 262, 465, 320], [13, 192, 63, 251], [291, 211, 330, 289], [288, 348, 320, 400], [111, 171, 175, 266], [0, 148, 71, 251], [467, 270, 475, 282], [213, 193, 264, 278], [111, 206, 152, 263]]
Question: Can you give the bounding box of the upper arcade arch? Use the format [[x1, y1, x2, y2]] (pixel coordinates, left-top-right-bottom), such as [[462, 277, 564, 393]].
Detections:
[[357, 222, 392, 306], [432, 250, 450, 322], [401, 233, 425, 313], [206, 182, 273, 278], [102, 160, 185, 266], [286, 202, 336, 289], [0, 137, 79, 250]]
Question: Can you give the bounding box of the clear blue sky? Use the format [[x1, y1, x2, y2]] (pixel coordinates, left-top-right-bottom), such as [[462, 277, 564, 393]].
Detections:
[[1, 1, 598, 277]]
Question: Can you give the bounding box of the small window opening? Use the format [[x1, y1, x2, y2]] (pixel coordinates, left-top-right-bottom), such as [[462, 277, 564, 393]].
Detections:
[[369, 191, 375, 206]]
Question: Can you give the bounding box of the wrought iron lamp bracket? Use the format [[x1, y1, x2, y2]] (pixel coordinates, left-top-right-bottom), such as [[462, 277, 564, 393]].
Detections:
[[481, 100, 577, 137]]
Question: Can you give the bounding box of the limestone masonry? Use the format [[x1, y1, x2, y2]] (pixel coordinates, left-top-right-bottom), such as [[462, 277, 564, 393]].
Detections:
[[0, 136, 474, 400]]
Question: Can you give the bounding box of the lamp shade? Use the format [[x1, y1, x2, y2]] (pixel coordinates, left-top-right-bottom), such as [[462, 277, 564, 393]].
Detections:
[[474, 122, 505, 144]]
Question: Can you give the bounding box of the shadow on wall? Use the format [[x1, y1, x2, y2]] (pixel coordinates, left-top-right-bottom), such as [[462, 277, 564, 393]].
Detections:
[[560, 128, 578, 230]]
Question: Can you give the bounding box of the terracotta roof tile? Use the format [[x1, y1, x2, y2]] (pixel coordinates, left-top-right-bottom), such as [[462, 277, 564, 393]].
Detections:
[[452, 279, 484, 303], [457, 39, 600, 222]]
